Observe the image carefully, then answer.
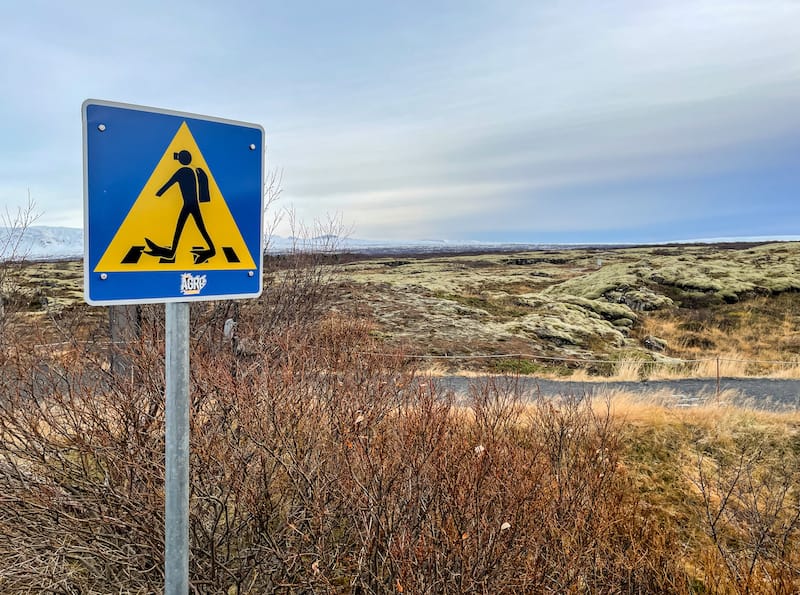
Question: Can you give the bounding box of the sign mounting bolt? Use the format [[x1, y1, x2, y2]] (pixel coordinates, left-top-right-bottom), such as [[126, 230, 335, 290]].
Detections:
[[249, 143, 256, 150], [248, 271, 254, 277], [100, 273, 108, 280], [98, 124, 106, 132]]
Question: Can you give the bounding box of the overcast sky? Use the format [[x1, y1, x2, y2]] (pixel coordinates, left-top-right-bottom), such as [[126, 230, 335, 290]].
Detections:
[[3, 1, 800, 243]]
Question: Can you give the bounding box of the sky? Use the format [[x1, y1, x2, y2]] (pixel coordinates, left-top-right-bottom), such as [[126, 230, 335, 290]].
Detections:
[[2, 0, 800, 244]]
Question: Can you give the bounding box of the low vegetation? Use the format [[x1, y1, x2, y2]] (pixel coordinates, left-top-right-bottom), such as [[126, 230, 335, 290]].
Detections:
[[334, 242, 800, 377], [7, 241, 800, 378], [1, 312, 799, 592]]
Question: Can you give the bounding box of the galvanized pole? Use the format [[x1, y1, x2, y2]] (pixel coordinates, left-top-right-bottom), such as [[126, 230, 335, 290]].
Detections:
[[165, 302, 190, 594]]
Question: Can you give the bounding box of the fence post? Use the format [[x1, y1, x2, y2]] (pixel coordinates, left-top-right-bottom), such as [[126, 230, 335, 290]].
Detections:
[[109, 304, 141, 375], [716, 356, 720, 402]]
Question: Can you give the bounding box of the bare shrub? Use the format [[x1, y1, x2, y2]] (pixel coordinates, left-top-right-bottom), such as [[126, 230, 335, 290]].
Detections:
[[0, 306, 695, 593], [0, 231, 692, 593], [0, 339, 166, 592], [0, 198, 39, 341], [695, 442, 800, 593]]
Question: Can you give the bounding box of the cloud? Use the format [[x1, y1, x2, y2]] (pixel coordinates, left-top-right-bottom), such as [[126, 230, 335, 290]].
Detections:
[[272, 1, 800, 239]]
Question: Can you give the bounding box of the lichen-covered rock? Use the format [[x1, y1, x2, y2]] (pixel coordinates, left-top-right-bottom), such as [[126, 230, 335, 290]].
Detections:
[[612, 288, 673, 312], [612, 317, 635, 328], [642, 335, 667, 352], [560, 295, 638, 323], [506, 308, 626, 350], [544, 263, 641, 300]]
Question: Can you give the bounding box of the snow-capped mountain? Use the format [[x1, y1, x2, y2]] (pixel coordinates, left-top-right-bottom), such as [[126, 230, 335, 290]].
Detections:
[[0, 226, 544, 261], [3, 226, 795, 262], [0, 226, 84, 260], [263, 234, 512, 254]]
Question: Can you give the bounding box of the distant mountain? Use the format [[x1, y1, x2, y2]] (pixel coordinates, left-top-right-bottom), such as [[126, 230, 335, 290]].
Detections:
[[0, 225, 83, 260], [264, 234, 549, 255], [3, 226, 797, 261], [2, 227, 494, 261]]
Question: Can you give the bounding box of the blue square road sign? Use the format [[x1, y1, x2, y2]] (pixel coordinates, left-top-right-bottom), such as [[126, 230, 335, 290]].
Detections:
[[83, 99, 264, 305]]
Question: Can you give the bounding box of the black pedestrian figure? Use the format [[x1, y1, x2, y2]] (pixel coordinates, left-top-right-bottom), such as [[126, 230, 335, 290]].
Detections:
[[144, 149, 216, 264]]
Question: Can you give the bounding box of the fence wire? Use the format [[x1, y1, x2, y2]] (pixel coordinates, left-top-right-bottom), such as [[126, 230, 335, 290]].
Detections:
[[25, 339, 800, 369]]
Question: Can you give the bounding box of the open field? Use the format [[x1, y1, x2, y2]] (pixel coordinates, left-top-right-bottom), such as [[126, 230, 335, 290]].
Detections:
[[330, 241, 800, 378], [6, 241, 800, 379]]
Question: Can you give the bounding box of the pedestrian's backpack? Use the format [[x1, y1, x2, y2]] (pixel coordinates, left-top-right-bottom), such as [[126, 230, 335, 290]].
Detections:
[[196, 168, 211, 203]]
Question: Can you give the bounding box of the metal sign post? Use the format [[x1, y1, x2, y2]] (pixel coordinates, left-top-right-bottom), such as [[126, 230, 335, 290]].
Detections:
[[165, 302, 190, 593]]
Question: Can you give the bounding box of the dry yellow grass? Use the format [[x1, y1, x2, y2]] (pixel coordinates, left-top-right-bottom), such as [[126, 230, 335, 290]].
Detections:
[[595, 388, 786, 421], [604, 391, 800, 592]]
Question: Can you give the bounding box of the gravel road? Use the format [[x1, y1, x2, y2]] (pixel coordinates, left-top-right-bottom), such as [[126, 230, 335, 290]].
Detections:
[[437, 376, 800, 410]]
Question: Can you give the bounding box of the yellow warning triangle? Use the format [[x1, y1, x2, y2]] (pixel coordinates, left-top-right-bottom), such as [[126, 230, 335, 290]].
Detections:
[[95, 122, 257, 272]]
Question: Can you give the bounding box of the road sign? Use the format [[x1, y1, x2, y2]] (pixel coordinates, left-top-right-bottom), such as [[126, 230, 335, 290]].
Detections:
[[83, 100, 264, 304]]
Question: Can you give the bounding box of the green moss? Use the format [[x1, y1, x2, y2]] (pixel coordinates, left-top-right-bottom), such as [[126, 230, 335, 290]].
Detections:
[[561, 295, 638, 322], [490, 358, 546, 375], [507, 308, 626, 350], [433, 292, 527, 319], [544, 263, 642, 300]]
